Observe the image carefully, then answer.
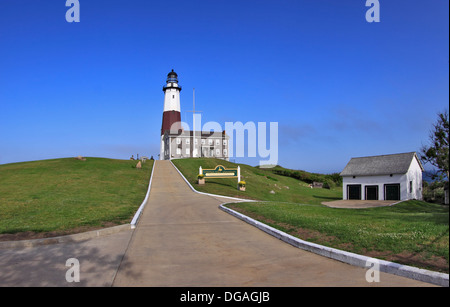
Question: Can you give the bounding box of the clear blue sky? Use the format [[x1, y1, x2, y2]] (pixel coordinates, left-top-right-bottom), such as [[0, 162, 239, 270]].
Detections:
[[0, 0, 448, 173]]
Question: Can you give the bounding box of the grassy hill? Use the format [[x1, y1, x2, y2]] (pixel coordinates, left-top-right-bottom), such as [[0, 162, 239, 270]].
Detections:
[[0, 157, 152, 239], [172, 158, 342, 204]]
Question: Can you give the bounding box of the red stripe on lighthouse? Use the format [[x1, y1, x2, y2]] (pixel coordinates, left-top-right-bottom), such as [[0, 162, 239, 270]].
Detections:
[[161, 111, 182, 135]]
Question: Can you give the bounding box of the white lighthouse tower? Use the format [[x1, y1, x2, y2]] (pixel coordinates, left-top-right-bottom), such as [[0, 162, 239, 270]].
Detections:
[[160, 70, 182, 160]]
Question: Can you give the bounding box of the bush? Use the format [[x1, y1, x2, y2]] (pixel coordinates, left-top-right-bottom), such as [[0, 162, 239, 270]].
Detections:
[[272, 169, 342, 187], [423, 187, 445, 204]]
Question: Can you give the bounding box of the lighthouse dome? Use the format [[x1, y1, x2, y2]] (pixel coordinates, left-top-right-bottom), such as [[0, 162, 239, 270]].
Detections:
[[167, 69, 178, 83]]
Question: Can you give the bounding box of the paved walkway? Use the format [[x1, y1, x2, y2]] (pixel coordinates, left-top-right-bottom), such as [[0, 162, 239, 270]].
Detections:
[[112, 161, 431, 287], [0, 228, 133, 286]]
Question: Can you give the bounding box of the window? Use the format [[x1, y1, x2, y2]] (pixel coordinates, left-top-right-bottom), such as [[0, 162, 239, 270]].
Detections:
[[208, 139, 213, 145], [216, 149, 220, 156], [186, 148, 190, 155], [176, 138, 181, 144], [223, 140, 227, 145], [210, 149, 214, 156], [194, 139, 198, 145], [215, 139, 220, 146], [172, 95, 175, 99], [223, 149, 227, 156], [176, 148, 181, 155], [186, 138, 190, 145], [409, 181, 413, 193], [201, 139, 206, 145]]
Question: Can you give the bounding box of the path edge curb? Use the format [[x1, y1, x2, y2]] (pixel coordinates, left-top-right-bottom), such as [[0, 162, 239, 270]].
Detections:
[[170, 160, 255, 203], [130, 160, 157, 228], [219, 203, 449, 287]]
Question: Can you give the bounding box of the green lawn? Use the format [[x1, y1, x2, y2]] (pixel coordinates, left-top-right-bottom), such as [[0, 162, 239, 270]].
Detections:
[[0, 157, 152, 237], [172, 158, 342, 204], [225, 201, 449, 273]]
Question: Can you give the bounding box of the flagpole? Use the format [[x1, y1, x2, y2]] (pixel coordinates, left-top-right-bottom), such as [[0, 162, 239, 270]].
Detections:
[[187, 88, 201, 158], [193, 88, 196, 157]]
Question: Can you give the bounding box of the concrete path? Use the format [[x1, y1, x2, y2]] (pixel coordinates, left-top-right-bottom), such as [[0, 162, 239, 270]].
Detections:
[[112, 160, 431, 287], [0, 229, 133, 287]]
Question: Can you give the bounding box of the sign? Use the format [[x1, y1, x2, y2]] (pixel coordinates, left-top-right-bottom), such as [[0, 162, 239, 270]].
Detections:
[[199, 165, 242, 189], [201, 165, 238, 178]]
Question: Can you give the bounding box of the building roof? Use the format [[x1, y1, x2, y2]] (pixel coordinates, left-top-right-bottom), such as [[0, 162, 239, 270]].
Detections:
[[167, 69, 178, 78], [340, 152, 424, 177]]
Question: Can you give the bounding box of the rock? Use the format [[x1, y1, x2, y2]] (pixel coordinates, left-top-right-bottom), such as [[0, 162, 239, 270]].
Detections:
[[269, 190, 275, 194], [136, 161, 142, 169]]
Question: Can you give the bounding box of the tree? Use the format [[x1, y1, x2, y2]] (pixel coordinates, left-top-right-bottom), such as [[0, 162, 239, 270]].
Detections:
[[419, 110, 449, 182]]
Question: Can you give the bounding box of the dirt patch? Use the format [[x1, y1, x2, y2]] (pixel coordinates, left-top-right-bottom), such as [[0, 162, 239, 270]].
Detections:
[[322, 200, 399, 209], [363, 250, 448, 274]]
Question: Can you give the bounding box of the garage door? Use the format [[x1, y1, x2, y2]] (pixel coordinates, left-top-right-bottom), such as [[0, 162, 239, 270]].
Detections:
[[385, 184, 400, 200], [365, 185, 379, 200], [348, 185, 361, 200]]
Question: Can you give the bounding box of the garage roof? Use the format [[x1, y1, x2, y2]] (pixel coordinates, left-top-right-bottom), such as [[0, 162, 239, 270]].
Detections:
[[340, 152, 424, 177]]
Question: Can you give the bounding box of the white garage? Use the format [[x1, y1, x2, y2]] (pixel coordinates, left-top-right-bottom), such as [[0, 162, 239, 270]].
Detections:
[[340, 152, 424, 201]]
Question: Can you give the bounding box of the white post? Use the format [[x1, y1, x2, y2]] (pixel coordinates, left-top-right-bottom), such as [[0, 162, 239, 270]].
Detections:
[[169, 136, 172, 160], [199, 166, 202, 175], [237, 166, 241, 183]]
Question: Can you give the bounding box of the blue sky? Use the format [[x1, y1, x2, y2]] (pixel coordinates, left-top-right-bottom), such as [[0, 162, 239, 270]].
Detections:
[[0, 0, 448, 173]]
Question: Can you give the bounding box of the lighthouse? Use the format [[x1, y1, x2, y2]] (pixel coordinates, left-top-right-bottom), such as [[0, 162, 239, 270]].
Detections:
[[159, 70, 229, 161], [161, 69, 182, 134], [160, 70, 182, 160]]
